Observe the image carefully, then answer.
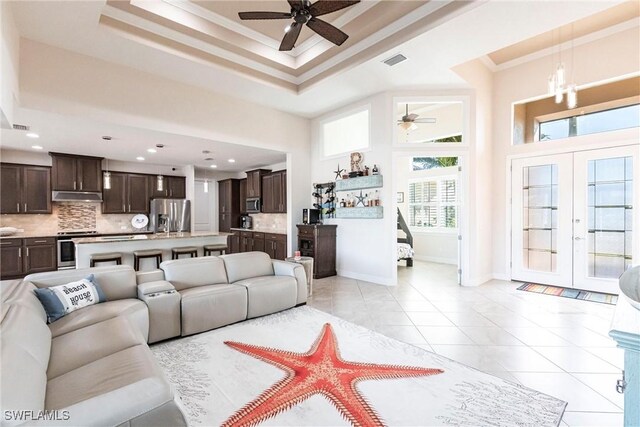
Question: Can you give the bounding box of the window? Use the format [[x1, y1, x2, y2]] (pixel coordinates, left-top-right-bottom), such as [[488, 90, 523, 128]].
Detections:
[[408, 177, 458, 230], [412, 156, 459, 171], [539, 104, 640, 141], [396, 101, 464, 144], [321, 107, 369, 157]]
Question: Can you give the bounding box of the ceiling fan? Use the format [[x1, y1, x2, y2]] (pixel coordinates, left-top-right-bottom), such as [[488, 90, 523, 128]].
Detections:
[[397, 104, 436, 131], [238, 0, 360, 51]]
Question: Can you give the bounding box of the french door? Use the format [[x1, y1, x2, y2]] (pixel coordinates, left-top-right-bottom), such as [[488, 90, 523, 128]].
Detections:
[[512, 146, 638, 294]]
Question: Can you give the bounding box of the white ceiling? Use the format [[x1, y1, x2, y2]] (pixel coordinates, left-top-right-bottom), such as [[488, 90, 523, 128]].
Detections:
[[3, 1, 626, 169]]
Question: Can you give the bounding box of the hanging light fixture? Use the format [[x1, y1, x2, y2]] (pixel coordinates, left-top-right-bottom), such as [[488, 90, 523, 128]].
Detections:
[[203, 167, 209, 193], [156, 174, 164, 192], [399, 121, 418, 132], [547, 25, 578, 109], [103, 159, 111, 190]]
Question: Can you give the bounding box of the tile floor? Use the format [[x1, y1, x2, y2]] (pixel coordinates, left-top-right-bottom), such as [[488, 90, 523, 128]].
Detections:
[[306, 261, 624, 427]]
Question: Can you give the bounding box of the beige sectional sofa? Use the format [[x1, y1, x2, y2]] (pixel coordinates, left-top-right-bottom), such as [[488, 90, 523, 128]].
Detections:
[[0, 251, 307, 426]]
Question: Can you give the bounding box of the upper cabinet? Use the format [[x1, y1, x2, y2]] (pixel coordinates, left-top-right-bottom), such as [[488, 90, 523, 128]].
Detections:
[[103, 172, 151, 214], [149, 175, 186, 199], [245, 169, 271, 198], [50, 153, 102, 192], [218, 179, 241, 232], [262, 170, 287, 213], [0, 163, 51, 214]]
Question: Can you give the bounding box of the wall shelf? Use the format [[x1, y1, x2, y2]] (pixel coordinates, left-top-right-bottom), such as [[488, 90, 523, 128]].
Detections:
[[335, 175, 383, 192], [335, 206, 383, 219]]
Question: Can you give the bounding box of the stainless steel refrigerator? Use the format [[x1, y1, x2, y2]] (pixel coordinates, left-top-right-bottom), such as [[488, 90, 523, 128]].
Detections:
[[149, 199, 191, 233]]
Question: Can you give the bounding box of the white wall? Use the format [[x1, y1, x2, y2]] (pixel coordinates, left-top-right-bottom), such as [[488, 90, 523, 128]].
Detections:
[[17, 40, 311, 251], [0, 1, 19, 128], [395, 156, 458, 265], [193, 179, 217, 232], [489, 25, 640, 280]]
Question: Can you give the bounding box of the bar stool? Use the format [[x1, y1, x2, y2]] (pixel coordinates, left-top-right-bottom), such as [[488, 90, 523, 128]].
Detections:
[[90, 252, 122, 267], [203, 244, 228, 256], [171, 246, 198, 260], [133, 249, 163, 271]]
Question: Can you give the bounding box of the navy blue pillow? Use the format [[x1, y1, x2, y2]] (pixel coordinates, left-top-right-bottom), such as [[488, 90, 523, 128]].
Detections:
[[34, 274, 107, 323]]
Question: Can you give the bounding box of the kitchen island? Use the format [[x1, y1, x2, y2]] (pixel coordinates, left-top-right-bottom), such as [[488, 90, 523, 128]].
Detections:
[[74, 231, 231, 270]]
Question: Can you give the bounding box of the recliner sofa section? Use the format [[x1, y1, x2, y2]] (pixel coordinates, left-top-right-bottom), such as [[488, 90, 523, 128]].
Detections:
[[1, 252, 307, 426]]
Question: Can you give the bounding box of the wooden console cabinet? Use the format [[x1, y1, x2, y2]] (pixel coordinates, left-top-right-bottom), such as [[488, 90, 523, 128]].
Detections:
[[297, 224, 336, 279], [0, 237, 57, 279]]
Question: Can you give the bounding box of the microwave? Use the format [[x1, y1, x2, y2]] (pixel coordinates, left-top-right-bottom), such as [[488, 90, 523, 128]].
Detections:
[[246, 197, 261, 213]]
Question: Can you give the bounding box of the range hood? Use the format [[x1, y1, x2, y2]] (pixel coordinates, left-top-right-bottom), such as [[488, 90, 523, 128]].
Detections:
[[52, 191, 103, 203]]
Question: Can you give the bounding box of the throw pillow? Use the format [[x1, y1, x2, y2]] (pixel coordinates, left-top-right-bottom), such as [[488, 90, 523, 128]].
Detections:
[[34, 274, 107, 323]]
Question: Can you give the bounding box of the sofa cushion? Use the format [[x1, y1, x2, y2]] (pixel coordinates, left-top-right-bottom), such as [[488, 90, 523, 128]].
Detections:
[[48, 299, 149, 341], [26, 265, 138, 301], [221, 252, 274, 284], [233, 276, 298, 319], [45, 344, 167, 410], [179, 285, 247, 336], [1, 304, 51, 415], [160, 257, 228, 291], [34, 274, 107, 323], [48, 316, 146, 380]]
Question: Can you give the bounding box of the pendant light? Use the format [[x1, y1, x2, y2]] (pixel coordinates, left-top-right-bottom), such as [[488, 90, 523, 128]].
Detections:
[[203, 169, 209, 193], [103, 159, 111, 190], [156, 173, 164, 192], [547, 25, 578, 109]]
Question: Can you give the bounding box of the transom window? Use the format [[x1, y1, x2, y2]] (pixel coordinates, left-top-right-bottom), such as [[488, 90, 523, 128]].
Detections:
[[539, 104, 639, 141], [408, 177, 458, 230], [321, 106, 370, 157]]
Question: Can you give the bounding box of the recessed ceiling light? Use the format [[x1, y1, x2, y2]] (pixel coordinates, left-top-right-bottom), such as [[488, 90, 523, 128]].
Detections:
[[31, 145, 43, 150], [210, 164, 217, 168], [147, 148, 157, 153], [136, 156, 145, 161], [26, 133, 39, 139], [228, 159, 236, 163]]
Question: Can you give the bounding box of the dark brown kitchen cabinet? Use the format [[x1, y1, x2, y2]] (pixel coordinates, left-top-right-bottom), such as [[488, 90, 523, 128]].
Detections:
[[102, 172, 150, 214], [0, 163, 51, 214], [239, 230, 253, 252], [245, 169, 271, 198], [297, 224, 336, 279], [24, 237, 57, 274], [0, 237, 57, 279], [149, 175, 186, 199], [0, 239, 24, 277], [252, 232, 265, 252], [262, 170, 287, 213], [239, 179, 247, 213], [265, 233, 287, 260], [228, 230, 240, 254], [218, 179, 241, 232], [50, 153, 102, 192]]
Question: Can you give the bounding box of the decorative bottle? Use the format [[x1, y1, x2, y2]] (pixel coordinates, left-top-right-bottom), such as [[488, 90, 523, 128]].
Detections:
[[372, 164, 379, 175]]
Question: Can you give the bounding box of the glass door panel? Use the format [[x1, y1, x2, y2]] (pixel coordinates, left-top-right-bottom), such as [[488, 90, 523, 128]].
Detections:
[[511, 154, 573, 286]]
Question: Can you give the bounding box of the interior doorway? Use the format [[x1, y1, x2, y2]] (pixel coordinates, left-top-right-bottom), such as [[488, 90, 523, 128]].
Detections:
[[511, 145, 638, 294]]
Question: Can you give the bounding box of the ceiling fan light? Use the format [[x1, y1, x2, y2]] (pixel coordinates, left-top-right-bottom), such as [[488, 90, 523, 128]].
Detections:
[[284, 24, 291, 33], [399, 122, 417, 132]]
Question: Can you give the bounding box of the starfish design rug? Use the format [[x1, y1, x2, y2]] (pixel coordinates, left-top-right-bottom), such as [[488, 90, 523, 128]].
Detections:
[[222, 323, 443, 426], [151, 306, 567, 426]]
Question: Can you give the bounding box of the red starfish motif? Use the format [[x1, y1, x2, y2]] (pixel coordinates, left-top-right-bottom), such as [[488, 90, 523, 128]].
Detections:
[[222, 323, 443, 427]]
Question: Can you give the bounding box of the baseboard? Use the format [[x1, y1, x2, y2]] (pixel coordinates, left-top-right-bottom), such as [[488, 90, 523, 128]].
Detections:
[[464, 274, 493, 287], [413, 255, 457, 265], [492, 273, 511, 281], [336, 270, 395, 286]]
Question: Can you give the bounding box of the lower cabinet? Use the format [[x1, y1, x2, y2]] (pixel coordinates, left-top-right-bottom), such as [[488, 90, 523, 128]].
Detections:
[[0, 237, 57, 279], [228, 230, 286, 260]]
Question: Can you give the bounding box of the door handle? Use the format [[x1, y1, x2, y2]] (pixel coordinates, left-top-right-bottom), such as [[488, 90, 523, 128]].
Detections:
[[18, 248, 21, 258], [16, 203, 19, 212], [24, 203, 27, 212], [80, 181, 83, 190], [26, 248, 30, 257], [74, 181, 77, 190]]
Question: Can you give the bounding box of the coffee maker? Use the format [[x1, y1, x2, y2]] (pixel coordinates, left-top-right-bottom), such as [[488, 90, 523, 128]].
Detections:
[[241, 215, 253, 229]]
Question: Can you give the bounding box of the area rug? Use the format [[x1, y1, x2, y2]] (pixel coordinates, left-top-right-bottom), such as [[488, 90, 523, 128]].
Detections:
[[517, 283, 618, 305], [151, 306, 566, 426]]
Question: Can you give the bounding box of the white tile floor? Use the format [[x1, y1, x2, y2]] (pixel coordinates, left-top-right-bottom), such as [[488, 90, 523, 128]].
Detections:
[[307, 261, 624, 427]]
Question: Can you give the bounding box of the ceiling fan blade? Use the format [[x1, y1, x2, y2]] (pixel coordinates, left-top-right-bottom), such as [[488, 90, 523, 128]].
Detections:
[[287, 0, 303, 11], [414, 118, 437, 124], [306, 17, 348, 46], [238, 11, 292, 20], [309, 0, 360, 17], [407, 113, 419, 121], [279, 21, 302, 51]]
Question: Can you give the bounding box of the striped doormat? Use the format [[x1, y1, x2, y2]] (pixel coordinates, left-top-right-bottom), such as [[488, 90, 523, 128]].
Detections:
[[517, 283, 618, 305]]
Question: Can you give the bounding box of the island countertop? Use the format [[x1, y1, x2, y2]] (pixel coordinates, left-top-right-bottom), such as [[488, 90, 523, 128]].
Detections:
[[74, 231, 232, 244]]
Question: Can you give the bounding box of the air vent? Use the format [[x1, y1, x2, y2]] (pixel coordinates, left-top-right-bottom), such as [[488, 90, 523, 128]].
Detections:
[[12, 124, 30, 131], [382, 54, 407, 66]]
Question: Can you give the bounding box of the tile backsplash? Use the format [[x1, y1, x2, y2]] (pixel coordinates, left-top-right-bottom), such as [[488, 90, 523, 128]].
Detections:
[[0, 203, 139, 234], [250, 213, 287, 233]]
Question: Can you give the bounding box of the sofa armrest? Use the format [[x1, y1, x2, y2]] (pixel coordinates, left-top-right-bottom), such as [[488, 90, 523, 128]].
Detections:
[[136, 269, 165, 285], [137, 281, 176, 298], [272, 260, 307, 304]]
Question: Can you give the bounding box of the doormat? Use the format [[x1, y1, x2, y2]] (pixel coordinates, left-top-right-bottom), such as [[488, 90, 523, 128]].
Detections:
[[517, 283, 618, 305]]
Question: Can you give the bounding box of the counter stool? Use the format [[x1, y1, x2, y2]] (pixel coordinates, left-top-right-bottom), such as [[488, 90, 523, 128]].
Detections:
[[171, 246, 198, 260], [203, 244, 228, 256], [90, 252, 122, 267], [133, 249, 163, 271]]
